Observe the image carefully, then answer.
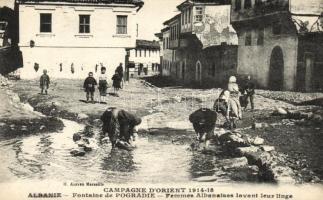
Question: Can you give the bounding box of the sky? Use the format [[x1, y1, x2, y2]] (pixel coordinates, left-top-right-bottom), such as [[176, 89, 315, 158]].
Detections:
[[0, 0, 184, 40]]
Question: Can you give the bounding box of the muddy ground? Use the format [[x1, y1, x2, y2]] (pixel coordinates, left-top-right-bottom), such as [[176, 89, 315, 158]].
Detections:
[[1, 77, 323, 183]]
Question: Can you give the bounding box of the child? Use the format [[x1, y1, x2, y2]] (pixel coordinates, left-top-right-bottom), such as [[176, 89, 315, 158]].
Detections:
[[98, 66, 108, 103], [83, 72, 97, 103], [40, 69, 50, 95], [111, 71, 121, 96]]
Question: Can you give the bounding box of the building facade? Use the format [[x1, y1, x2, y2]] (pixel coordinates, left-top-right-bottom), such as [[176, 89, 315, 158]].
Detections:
[[159, 0, 238, 88], [231, 0, 323, 91], [128, 39, 160, 78], [17, 0, 143, 79]]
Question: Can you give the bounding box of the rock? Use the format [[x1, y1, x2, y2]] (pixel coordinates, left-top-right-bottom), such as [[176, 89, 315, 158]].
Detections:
[[270, 165, 296, 184], [73, 133, 82, 142], [77, 113, 89, 120], [217, 157, 249, 170], [193, 176, 217, 182], [219, 132, 250, 148], [312, 114, 323, 123], [275, 107, 288, 115], [39, 125, 46, 130], [287, 110, 302, 120], [261, 145, 275, 152], [300, 112, 313, 120], [9, 124, 15, 128], [21, 126, 28, 131], [70, 149, 86, 157], [236, 146, 260, 156], [252, 123, 263, 129], [52, 101, 61, 107], [249, 165, 259, 174], [253, 137, 265, 145], [245, 151, 272, 166], [0, 122, 6, 126]]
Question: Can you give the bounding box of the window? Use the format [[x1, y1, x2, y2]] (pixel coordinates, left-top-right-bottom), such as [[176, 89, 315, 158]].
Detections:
[[257, 27, 264, 45], [135, 49, 138, 57], [245, 30, 252, 46], [40, 13, 52, 33], [273, 22, 282, 35], [139, 49, 142, 57], [235, 0, 241, 11], [184, 9, 187, 24], [244, 0, 252, 9], [117, 15, 127, 34], [79, 15, 90, 33], [195, 7, 203, 22], [144, 49, 146, 57], [188, 8, 191, 23]]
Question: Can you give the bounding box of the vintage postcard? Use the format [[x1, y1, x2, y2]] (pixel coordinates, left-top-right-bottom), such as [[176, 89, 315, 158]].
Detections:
[[0, 0, 323, 199]]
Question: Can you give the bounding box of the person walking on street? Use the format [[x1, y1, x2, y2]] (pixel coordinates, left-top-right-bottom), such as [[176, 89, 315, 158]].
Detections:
[[244, 75, 255, 110], [115, 63, 124, 89], [83, 72, 97, 103], [98, 66, 108, 103], [40, 69, 50, 95]]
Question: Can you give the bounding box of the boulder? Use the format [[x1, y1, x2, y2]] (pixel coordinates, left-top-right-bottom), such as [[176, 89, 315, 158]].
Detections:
[[236, 146, 260, 156], [300, 112, 313, 120], [270, 165, 296, 184], [261, 145, 275, 152], [0, 122, 6, 127], [275, 107, 288, 115], [217, 157, 249, 170], [253, 137, 265, 145], [252, 123, 263, 129], [77, 113, 89, 120], [219, 132, 250, 148], [287, 110, 302, 120]]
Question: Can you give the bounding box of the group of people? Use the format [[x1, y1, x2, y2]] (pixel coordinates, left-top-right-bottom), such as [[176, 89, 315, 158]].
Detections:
[[190, 75, 255, 146], [82, 63, 124, 103]]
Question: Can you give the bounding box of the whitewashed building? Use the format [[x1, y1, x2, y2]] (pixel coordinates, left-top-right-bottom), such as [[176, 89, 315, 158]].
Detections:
[[128, 39, 160, 78], [17, 0, 144, 79]]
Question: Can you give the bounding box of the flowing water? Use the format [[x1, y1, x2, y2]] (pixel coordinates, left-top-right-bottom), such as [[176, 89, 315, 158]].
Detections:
[[0, 119, 258, 183]]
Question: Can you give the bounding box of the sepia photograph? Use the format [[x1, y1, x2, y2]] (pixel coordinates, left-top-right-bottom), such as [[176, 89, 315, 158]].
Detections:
[[0, 0, 323, 199]]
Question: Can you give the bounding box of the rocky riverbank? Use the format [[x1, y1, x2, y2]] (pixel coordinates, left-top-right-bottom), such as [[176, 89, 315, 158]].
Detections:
[[0, 75, 64, 138]]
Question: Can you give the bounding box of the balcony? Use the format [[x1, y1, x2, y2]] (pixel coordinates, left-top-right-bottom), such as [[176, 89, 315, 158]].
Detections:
[[231, 0, 289, 22]]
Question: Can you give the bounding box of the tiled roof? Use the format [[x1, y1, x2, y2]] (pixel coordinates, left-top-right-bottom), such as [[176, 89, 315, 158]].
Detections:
[[17, 0, 144, 7], [136, 39, 160, 50]]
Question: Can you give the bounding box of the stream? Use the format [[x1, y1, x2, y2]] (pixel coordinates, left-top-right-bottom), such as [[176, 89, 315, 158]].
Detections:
[[0, 119, 259, 183]]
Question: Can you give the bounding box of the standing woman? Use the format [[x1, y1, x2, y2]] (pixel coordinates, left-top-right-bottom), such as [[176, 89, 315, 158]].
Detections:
[[112, 71, 121, 96], [227, 76, 242, 119]]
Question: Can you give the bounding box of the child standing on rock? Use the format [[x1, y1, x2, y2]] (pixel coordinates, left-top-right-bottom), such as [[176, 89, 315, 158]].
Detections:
[[83, 72, 97, 103], [98, 66, 108, 103], [40, 69, 50, 95]]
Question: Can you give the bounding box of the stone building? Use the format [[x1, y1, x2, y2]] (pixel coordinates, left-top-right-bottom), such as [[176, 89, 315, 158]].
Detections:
[[158, 0, 238, 88], [231, 0, 323, 91], [16, 0, 144, 79], [127, 39, 160, 78]]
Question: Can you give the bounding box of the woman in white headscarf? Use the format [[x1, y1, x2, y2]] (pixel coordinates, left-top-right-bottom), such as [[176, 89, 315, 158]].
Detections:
[[227, 76, 242, 119]]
